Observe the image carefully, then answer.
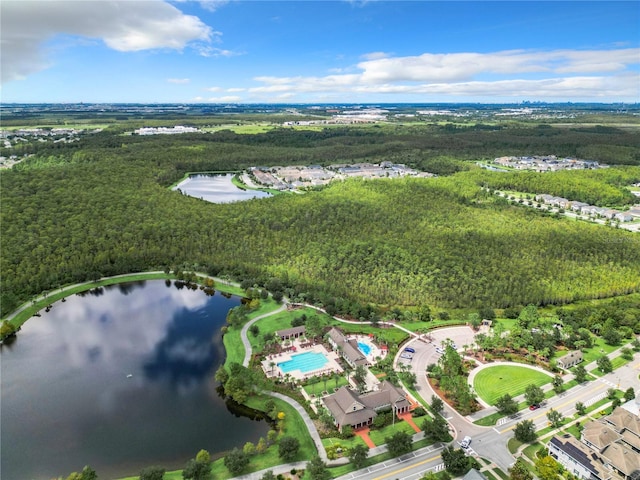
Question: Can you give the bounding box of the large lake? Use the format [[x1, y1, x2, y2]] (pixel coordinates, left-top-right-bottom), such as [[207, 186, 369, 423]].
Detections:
[[174, 174, 272, 203], [0, 281, 269, 480]]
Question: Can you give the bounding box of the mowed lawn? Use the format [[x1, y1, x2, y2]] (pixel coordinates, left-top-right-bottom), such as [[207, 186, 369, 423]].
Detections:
[[473, 365, 552, 405]]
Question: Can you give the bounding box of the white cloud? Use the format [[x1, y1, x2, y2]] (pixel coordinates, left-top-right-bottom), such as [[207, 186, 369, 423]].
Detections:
[[167, 78, 190, 84], [226, 87, 245, 92], [356, 49, 640, 84], [1, 0, 213, 83], [207, 95, 242, 102], [360, 51, 390, 61], [198, 0, 231, 12], [246, 48, 640, 101], [195, 45, 242, 58], [205, 86, 223, 92]]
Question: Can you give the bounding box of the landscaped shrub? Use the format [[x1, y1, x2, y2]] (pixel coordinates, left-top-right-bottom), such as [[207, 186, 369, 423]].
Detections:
[[340, 425, 354, 439], [412, 406, 427, 417]]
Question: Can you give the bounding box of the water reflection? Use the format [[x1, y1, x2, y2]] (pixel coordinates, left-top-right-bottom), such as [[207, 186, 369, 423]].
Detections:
[[173, 173, 272, 203], [1, 280, 268, 480]]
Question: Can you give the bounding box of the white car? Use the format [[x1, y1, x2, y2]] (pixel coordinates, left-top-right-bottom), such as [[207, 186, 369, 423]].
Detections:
[[460, 436, 472, 449], [435, 346, 444, 354]]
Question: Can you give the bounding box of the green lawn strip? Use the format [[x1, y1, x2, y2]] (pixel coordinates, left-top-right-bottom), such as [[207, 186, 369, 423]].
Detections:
[[327, 438, 433, 478], [611, 355, 632, 369], [495, 318, 518, 330], [322, 435, 367, 450], [581, 337, 625, 364], [522, 442, 543, 462], [396, 319, 469, 334], [560, 423, 582, 439], [483, 471, 499, 480], [328, 321, 409, 345], [223, 300, 283, 368], [367, 421, 418, 445], [303, 376, 350, 397], [494, 468, 510, 480], [404, 384, 430, 409], [473, 365, 552, 405], [474, 411, 504, 426], [5, 272, 172, 327], [251, 307, 327, 351], [508, 438, 523, 454], [224, 327, 246, 368]]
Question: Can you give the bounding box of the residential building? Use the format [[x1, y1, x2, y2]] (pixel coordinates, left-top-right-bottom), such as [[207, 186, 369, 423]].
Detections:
[[549, 436, 611, 480], [557, 350, 583, 369], [566, 407, 640, 480]]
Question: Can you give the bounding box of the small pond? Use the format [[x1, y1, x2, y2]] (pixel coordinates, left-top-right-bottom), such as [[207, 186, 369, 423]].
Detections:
[[0, 280, 269, 480], [174, 173, 272, 203]]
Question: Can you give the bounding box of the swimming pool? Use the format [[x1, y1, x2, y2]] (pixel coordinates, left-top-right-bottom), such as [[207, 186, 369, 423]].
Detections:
[[278, 351, 329, 374], [358, 341, 371, 356]]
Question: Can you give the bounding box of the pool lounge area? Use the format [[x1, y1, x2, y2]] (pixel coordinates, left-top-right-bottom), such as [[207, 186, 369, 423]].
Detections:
[[355, 335, 384, 363], [262, 344, 343, 381]]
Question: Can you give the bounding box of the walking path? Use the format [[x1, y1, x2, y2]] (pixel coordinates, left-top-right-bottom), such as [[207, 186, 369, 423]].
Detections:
[[241, 304, 288, 367], [354, 427, 377, 448], [398, 412, 422, 433]]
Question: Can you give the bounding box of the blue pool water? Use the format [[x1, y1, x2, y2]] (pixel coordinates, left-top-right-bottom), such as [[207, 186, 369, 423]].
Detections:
[[358, 342, 371, 356], [278, 351, 329, 374]]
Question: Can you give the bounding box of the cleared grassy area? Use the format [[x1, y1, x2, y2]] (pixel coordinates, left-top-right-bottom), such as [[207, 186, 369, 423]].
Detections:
[[473, 365, 552, 405], [522, 442, 543, 462], [581, 337, 629, 364], [508, 437, 523, 454], [223, 300, 283, 368], [303, 375, 349, 397], [328, 321, 409, 346], [367, 420, 418, 445], [250, 307, 327, 351], [322, 435, 367, 450]]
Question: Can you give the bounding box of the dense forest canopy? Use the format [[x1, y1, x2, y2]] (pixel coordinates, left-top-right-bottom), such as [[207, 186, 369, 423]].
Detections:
[[2, 120, 640, 317]]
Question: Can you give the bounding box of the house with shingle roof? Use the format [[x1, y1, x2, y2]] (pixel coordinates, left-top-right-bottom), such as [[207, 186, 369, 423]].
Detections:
[[557, 350, 583, 369], [275, 326, 306, 341], [322, 380, 410, 432], [549, 436, 612, 480], [570, 408, 640, 480], [326, 327, 368, 368]]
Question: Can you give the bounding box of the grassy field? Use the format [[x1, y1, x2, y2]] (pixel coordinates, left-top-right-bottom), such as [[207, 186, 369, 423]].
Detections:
[[303, 375, 350, 397], [223, 299, 283, 368], [473, 365, 553, 405], [249, 307, 327, 352], [367, 420, 418, 445], [328, 320, 409, 346]]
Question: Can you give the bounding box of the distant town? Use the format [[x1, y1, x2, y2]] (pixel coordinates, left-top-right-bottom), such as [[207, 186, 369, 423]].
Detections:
[[493, 155, 607, 171], [246, 162, 435, 190]]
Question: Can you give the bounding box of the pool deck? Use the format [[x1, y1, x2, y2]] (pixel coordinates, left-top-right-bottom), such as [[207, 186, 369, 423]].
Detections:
[[261, 343, 343, 381], [353, 334, 386, 364]]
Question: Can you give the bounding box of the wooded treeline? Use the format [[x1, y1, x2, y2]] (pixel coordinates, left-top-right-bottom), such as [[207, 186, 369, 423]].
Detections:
[[2, 125, 640, 317]]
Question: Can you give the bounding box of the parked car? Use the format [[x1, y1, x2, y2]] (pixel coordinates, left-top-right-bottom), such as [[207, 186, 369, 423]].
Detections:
[[529, 404, 539, 411], [435, 346, 444, 354], [404, 347, 415, 353]]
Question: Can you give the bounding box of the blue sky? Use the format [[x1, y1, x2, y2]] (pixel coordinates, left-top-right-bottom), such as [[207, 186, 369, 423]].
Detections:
[[1, 1, 639, 103]]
